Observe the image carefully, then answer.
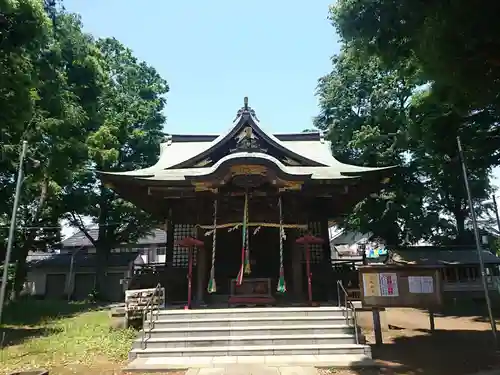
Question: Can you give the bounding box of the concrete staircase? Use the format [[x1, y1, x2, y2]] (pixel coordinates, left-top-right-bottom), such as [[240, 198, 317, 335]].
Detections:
[[125, 306, 372, 372]]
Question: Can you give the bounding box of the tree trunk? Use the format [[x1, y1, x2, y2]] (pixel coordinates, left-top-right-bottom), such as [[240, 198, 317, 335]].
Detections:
[[454, 209, 466, 245], [11, 234, 36, 300], [94, 241, 110, 301], [11, 178, 49, 301], [94, 183, 111, 301], [380, 221, 400, 247], [69, 211, 110, 301], [11, 254, 27, 301]]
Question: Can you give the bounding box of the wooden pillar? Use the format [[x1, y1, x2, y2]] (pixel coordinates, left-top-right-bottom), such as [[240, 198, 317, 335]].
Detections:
[[320, 218, 331, 264], [195, 226, 207, 306], [290, 229, 303, 301], [373, 308, 383, 345], [320, 217, 333, 301], [165, 208, 174, 267], [163, 208, 175, 305], [428, 310, 435, 332]]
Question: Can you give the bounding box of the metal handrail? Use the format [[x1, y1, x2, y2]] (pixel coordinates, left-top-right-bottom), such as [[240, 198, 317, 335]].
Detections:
[[141, 283, 163, 349], [336, 280, 359, 344]]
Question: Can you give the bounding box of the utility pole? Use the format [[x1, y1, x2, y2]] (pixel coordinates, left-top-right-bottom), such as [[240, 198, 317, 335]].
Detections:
[[492, 195, 500, 233], [0, 141, 28, 324], [457, 136, 497, 344]]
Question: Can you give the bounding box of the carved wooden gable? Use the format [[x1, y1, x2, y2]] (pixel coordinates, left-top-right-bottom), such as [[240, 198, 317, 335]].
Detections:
[[170, 98, 324, 170]]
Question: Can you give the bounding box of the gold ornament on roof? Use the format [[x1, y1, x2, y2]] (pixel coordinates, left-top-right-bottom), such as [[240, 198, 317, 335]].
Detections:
[[194, 158, 212, 167], [283, 157, 300, 166], [277, 179, 303, 191], [192, 181, 217, 192], [230, 164, 267, 176], [235, 126, 257, 143]]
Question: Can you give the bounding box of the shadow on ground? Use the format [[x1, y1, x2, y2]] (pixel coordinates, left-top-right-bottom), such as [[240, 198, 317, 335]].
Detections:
[[425, 299, 500, 323], [0, 326, 63, 348], [352, 329, 500, 375], [2, 298, 97, 325], [0, 298, 97, 348]]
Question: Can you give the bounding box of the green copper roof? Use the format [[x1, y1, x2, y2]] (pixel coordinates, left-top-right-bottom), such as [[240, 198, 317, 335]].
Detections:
[[99, 105, 395, 183]]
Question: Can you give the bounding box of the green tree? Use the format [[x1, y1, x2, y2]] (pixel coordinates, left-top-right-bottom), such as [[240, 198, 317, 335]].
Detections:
[[0, 4, 167, 299], [410, 88, 494, 244], [330, 1, 500, 116], [315, 42, 496, 246], [315, 46, 428, 245], [0, 8, 104, 298], [0, 0, 51, 222], [65, 38, 169, 299]]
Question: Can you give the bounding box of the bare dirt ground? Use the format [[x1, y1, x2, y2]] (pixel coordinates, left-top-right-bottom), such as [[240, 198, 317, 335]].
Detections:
[[321, 307, 500, 375]]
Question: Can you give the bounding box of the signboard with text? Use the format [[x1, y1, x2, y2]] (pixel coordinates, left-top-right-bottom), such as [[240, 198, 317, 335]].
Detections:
[[359, 265, 443, 308]]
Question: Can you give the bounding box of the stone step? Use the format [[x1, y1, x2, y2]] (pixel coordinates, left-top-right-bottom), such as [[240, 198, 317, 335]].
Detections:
[[145, 315, 352, 329], [125, 353, 376, 371], [148, 306, 348, 320], [142, 324, 356, 339], [133, 333, 357, 349], [130, 343, 371, 359]]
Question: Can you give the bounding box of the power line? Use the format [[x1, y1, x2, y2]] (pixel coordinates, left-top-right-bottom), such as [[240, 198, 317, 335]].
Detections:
[[0, 222, 143, 230], [0, 221, 166, 231]]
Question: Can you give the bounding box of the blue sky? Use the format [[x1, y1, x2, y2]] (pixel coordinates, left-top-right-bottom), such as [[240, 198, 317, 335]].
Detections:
[[59, 0, 500, 239], [64, 0, 338, 135], [62, 0, 500, 190]]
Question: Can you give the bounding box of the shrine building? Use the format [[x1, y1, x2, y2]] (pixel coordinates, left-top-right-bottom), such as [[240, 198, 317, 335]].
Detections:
[[99, 98, 395, 307]]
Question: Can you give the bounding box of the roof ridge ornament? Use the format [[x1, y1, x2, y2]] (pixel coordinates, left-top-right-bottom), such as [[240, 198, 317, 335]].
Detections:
[[319, 131, 325, 144], [231, 126, 267, 153], [234, 96, 259, 122], [164, 134, 173, 146]]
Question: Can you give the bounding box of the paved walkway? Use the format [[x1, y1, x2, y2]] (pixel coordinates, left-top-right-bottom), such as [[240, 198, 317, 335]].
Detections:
[[186, 366, 319, 375]]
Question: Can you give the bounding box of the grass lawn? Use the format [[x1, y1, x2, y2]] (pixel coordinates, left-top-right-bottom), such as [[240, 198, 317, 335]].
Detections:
[[0, 299, 161, 375]]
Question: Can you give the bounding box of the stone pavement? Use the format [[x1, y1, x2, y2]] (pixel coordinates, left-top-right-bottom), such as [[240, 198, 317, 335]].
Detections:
[[125, 354, 375, 372], [186, 365, 319, 375]]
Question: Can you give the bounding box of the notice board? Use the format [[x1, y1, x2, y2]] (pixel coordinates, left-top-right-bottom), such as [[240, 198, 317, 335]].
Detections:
[[359, 265, 443, 308]]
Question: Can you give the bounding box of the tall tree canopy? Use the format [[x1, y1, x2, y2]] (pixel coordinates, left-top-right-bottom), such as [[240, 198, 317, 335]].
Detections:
[[0, 1, 169, 300], [315, 43, 495, 246], [65, 37, 169, 299], [1, 5, 105, 297], [0, 0, 51, 208], [0, 0, 53, 294], [409, 89, 493, 244], [330, 1, 500, 113], [315, 46, 428, 245]]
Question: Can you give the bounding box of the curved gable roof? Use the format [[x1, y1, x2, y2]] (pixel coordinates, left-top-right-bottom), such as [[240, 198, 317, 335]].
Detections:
[[169, 111, 326, 169], [97, 99, 396, 181]]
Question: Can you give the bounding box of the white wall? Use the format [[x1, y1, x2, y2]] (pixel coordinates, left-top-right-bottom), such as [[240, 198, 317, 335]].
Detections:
[[140, 254, 166, 264]]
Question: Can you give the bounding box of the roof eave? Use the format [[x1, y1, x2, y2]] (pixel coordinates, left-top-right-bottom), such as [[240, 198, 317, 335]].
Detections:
[[339, 165, 399, 177]]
